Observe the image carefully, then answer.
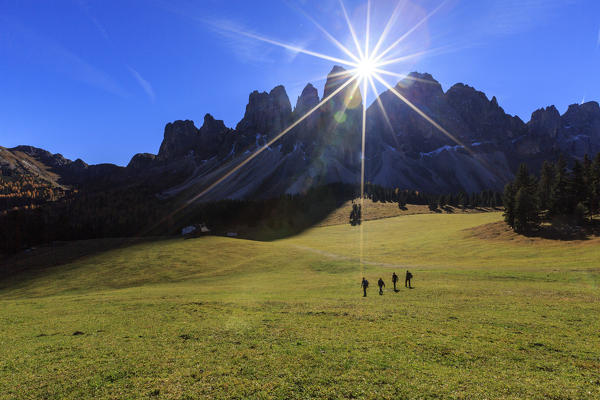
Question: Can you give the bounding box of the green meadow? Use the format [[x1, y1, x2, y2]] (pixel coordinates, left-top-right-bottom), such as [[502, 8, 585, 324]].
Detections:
[[1, 212, 599, 399]]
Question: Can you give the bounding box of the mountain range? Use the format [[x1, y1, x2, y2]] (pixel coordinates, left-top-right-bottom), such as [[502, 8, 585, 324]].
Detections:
[[3, 66, 600, 202]]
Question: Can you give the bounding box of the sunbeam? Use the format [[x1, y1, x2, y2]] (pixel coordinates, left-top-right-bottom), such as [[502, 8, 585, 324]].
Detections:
[[370, 0, 406, 58], [339, 0, 365, 60], [373, 72, 473, 156], [229, 28, 358, 68], [365, 0, 371, 60], [368, 75, 398, 147], [186, 73, 358, 204], [373, 0, 449, 63], [293, 5, 361, 64]]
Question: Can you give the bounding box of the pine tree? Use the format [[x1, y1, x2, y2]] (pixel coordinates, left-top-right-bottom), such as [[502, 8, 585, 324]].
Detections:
[[514, 187, 540, 233], [551, 156, 569, 215], [537, 161, 555, 211], [574, 202, 588, 225], [514, 163, 535, 192], [569, 160, 587, 213], [503, 182, 516, 228], [591, 153, 600, 215]]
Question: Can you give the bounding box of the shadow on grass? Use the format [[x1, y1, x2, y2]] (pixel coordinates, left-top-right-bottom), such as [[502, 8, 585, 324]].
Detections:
[[522, 220, 600, 241], [470, 217, 600, 242], [0, 237, 166, 282]]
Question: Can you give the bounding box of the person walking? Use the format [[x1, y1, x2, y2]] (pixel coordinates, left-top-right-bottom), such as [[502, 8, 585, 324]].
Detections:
[[361, 277, 369, 297], [405, 270, 413, 289], [392, 272, 399, 292], [378, 278, 385, 295]]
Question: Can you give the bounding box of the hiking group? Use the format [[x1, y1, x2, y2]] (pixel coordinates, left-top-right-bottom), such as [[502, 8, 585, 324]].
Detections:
[[361, 271, 413, 297]]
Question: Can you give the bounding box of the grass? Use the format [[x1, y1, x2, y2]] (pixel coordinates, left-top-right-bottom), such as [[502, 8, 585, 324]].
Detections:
[[315, 198, 499, 227], [1, 212, 600, 399]]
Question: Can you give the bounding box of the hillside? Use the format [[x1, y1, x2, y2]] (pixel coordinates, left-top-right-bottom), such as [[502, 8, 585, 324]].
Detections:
[[1, 212, 599, 399]]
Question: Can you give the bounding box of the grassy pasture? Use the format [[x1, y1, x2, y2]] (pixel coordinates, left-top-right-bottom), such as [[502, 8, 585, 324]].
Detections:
[[1, 212, 599, 399]]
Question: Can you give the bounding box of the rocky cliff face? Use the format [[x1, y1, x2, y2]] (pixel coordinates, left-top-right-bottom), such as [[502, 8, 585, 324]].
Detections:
[[5, 67, 600, 201]]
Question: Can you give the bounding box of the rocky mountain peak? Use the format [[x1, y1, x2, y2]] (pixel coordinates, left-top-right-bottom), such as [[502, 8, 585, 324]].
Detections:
[[294, 83, 320, 115], [561, 101, 600, 143], [564, 101, 600, 119], [127, 153, 156, 169], [157, 120, 199, 161], [395, 72, 444, 105], [236, 85, 292, 136], [323, 66, 362, 112], [197, 114, 231, 159], [200, 113, 227, 134], [324, 66, 350, 96], [528, 106, 561, 138]]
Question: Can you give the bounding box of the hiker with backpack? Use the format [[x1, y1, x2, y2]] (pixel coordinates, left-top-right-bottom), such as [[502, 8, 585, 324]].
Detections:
[[405, 270, 413, 288], [392, 272, 399, 292], [378, 278, 385, 295], [361, 277, 369, 297]]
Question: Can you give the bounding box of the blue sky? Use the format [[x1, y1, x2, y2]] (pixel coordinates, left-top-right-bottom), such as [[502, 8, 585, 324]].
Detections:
[[1, 0, 599, 166]]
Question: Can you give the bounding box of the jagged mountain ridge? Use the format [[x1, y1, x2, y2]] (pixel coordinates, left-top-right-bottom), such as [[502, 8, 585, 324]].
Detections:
[[141, 66, 600, 199], [3, 66, 600, 201]]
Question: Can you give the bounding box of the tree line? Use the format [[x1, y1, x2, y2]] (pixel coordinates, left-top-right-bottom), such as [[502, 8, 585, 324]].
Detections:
[[364, 183, 502, 210], [503, 153, 600, 233], [0, 177, 504, 255], [0, 176, 72, 212]]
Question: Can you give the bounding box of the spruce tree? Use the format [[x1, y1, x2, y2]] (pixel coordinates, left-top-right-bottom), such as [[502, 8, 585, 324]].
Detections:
[[569, 160, 587, 213], [537, 160, 555, 211], [514, 187, 540, 233], [503, 182, 516, 228], [514, 163, 535, 192], [591, 153, 600, 215], [574, 202, 588, 225], [551, 156, 569, 215]]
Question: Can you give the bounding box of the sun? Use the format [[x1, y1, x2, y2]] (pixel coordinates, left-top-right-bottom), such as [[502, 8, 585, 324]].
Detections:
[[355, 57, 377, 79]]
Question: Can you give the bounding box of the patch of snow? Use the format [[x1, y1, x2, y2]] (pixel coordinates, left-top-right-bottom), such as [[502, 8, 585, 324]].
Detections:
[[420, 144, 463, 158]]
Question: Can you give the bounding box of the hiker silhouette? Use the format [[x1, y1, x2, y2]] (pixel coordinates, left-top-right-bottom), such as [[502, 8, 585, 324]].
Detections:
[[392, 272, 399, 292], [361, 277, 369, 297], [378, 278, 385, 295], [405, 270, 413, 289]]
